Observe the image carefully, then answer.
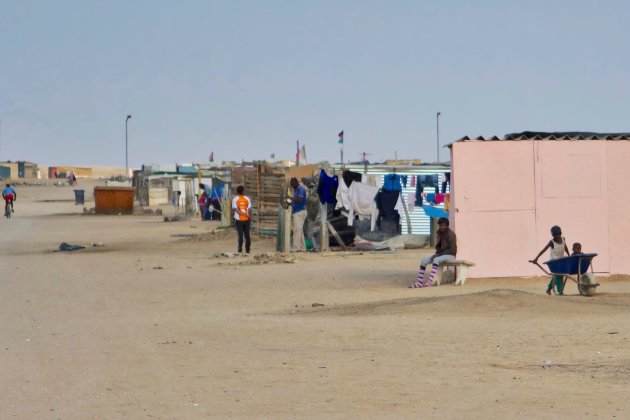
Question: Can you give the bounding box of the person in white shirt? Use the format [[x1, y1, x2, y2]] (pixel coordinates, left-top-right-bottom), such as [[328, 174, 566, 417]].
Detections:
[[231, 186, 252, 255], [530, 225, 570, 295]]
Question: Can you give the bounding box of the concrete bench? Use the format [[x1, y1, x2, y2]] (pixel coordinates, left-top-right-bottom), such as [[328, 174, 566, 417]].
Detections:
[[435, 260, 476, 286]]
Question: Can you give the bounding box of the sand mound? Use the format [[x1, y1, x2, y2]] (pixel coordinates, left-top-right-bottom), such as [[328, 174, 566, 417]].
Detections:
[[291, 289, 630, 317]]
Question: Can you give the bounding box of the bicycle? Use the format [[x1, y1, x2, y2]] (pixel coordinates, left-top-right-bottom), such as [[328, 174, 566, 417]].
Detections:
[[4, 199, 12, 219]]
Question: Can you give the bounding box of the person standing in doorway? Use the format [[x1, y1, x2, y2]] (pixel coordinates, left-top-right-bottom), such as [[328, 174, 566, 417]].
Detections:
[[231, 185, 252, 255], [289, 177, 307, 252]]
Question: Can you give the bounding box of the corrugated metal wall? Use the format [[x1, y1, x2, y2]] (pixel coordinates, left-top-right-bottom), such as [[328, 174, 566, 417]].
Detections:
[[335, 165, 450, 235]]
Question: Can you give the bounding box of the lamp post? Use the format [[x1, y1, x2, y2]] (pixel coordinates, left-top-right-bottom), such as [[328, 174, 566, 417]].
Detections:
[[125, 114, 132, 178], [436, 112, 441, 163]]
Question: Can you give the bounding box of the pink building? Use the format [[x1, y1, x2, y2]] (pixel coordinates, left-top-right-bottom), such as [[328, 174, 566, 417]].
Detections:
[[449, 132, 630, 278]]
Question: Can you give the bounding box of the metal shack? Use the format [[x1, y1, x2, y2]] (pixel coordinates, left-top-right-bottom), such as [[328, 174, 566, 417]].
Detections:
[[448, 131, 630, 278]]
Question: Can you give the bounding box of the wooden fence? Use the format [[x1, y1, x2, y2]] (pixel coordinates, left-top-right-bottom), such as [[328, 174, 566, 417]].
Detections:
[[232, 167, 287, 234]]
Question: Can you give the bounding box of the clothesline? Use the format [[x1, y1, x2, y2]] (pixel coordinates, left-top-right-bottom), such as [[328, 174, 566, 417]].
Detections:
[[313, 166, 452, 236]]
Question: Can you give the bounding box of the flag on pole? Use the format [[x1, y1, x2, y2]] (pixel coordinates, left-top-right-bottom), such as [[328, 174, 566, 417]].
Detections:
[[296, 140, 300, 166], [338, 130, 344, 144], [301, 145, 307, 163], [209, 151, 214, 162]]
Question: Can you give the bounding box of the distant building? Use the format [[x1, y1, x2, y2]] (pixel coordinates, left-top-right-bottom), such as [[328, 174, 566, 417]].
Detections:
[[0, 161, 39, 180], [383, 159, 423, 166]]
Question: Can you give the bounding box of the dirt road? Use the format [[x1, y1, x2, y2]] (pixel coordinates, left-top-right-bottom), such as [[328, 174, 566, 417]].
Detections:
[[1, 184, 629, 419]]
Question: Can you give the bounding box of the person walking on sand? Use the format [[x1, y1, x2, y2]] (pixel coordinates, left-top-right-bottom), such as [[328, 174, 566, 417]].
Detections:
[[410, 217, 457, 288], [231, 185, 252, 255], [530, 225, 570, 295], [289, 177, 307, 252]]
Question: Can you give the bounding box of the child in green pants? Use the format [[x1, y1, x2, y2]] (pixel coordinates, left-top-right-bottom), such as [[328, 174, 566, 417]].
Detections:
[[530, 225, 570, 295]]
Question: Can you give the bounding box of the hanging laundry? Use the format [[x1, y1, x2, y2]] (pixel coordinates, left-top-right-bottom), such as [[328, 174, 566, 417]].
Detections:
[[383, 174, 402, 191], [401, 175, 408, 188], [422, 205, 448, 219], [415, 184, 423, 206], [335, 177, 351, 210], [425, 193, 436, 203], [346, 182, 380, 231], [362, 174, 381, 188], [317, 169, 338, 205], [408, 193, 416, 212], [417, 174, 438, 188], [342, 170, 362, 188], [410, 176, 416, 187], [375, 189, 404, 235], [375, 189, 401, 225], [444, 194, 450, 212], [435, 193, 445, 204], [441, 172, 451, 194]]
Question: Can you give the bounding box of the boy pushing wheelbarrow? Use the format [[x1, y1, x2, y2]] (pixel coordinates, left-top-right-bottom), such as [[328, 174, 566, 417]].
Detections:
[[530, 225, 569, 295], [530, 225, 599, 296]]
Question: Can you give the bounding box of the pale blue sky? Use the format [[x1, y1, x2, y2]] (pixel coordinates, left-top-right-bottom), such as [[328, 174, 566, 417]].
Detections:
[[1, 0, 628, 166]]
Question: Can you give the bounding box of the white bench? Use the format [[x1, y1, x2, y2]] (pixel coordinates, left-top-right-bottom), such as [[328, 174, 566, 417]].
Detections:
[[435, 260, 475, 286]]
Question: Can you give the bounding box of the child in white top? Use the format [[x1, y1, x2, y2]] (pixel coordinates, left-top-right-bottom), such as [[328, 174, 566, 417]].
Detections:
[[530, 225, 570, 295]]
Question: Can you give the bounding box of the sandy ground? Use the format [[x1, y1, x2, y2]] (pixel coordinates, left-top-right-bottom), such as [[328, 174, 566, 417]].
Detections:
[[2, 183, 630, 419]]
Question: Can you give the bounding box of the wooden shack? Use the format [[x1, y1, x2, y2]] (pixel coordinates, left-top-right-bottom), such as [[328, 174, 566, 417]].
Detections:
[[94, 186, 135, 214]]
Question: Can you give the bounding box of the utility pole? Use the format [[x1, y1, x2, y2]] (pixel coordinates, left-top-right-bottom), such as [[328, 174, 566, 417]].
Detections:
[[338, 130, 344, 166], [359, 152, 372, 175], [125, 115, 132, 177], [436, 112, 441, 163]]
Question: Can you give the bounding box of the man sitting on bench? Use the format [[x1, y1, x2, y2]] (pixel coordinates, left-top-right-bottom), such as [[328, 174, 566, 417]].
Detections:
[[410, 217, 457, 288]]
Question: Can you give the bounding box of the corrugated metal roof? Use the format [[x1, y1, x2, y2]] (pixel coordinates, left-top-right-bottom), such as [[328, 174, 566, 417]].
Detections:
[[449, 131, 630, 146]]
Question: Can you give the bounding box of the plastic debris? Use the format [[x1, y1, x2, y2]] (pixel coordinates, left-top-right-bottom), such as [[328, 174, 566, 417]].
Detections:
[[58, 243, 85, 252]]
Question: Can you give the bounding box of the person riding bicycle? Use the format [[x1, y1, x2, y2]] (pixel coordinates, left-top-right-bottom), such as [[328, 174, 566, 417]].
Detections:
[[3, 184, 16, 213]]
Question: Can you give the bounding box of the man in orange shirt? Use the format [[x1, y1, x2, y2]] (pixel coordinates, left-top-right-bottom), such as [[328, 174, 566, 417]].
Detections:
[[231, 185, 252, 255]]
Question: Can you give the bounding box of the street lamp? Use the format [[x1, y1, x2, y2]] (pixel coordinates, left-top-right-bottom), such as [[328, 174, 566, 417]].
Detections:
[[436, 112, 441, 163], [125, 114, 132, 178]]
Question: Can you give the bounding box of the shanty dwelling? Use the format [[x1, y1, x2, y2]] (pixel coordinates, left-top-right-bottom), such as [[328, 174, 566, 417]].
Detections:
[[448, 132, 630, 278], [334, 164, 451, 236], [48, 166, 93, 179], [0, 163, 17, 180], [133, 173, 197, 216], [0, 165, 10, 180], [18, 161, 38, 178], [0, 161, 38, 179]]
